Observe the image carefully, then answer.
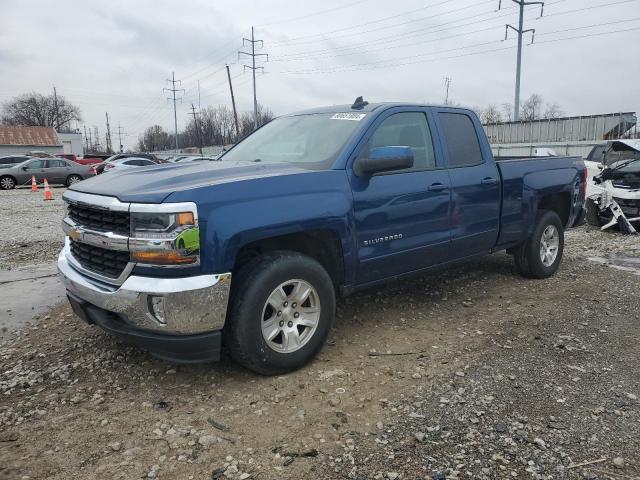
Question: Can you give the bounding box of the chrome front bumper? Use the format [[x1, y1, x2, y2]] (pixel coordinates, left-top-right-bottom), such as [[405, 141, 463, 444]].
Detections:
[[58, 242, 231, 334]]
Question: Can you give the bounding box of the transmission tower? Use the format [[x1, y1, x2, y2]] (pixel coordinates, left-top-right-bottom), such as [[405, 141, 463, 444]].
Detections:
[[239, 27, 268, 130], [164, 72, 185, 150], [116, 122, 125, 152], [443, 76, 452, 105], [500, 0, 544, 121], [188, 104, 203, 154], [105, 112, 113, 154]]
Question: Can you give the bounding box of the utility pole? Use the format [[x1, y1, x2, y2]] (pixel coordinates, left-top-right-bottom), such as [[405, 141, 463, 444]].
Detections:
[[52, 85, 59, 130], [188, 104, 203, 155], [94, 127, 100, 152], [105, 112, 113, 154], [197, 80, 201, 111], [83, 125, 89, 152], [116, 122, 125, 152], [164, 72, 185, 150], [443, 76, 452, 105], [226, 64, 240, 141], [500, 0, 544, 121], [88, 127, 93, 152], [239, 26, 268, 130]]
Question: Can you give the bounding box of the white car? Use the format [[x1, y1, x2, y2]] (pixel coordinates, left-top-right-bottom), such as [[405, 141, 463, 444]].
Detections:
[[102, 157, 158, 173]]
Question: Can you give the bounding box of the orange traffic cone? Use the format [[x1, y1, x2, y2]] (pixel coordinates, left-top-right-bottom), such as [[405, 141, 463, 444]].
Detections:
[[43, 179, 54, 201], [31, 176, 38, 192]]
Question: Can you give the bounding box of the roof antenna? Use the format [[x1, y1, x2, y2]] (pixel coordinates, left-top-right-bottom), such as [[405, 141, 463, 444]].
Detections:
[[351, 96, 368, 110]]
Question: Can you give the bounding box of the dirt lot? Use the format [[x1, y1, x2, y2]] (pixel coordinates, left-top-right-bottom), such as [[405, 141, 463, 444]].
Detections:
[[0, 190, 639, 480], [0, 188, 67, 270]]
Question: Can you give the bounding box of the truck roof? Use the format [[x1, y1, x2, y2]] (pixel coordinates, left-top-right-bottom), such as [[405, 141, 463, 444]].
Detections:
[[289, 102, 460, 116]]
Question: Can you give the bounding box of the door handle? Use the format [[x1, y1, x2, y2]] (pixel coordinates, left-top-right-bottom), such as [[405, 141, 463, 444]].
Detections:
[[428, 183, 449, 192], [481, 177, 498, 185]]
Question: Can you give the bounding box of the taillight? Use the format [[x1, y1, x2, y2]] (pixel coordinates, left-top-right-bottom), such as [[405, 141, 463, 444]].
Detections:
[[581, 162, 588, 202]]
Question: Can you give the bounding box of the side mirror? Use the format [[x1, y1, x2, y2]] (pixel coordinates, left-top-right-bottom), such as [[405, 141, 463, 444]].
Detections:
[[21, 166, 28, 171], [354, 146, 414, 176]]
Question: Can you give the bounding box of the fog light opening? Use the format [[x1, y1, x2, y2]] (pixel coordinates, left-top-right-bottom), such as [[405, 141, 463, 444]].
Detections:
[[148, 295, 167, 325]]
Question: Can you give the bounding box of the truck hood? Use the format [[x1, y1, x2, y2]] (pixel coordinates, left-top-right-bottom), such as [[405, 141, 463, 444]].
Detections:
[[69, 161, 312, 203]]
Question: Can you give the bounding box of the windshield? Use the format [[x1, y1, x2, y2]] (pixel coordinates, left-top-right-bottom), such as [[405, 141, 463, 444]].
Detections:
[[221, 113, 366, 169]]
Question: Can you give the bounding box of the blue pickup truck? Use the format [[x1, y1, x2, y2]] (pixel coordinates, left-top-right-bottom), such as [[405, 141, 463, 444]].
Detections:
[[58, 99, 587, 375]]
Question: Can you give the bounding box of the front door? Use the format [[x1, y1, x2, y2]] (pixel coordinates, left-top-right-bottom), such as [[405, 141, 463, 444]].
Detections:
[[350, 109, 452, 285], [23, 159, 48, 184]]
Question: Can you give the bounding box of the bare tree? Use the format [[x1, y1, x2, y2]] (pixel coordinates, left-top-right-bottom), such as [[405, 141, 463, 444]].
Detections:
[[520, 94, 544, 121], [543, 103, 564, 119], [501, 103, 514, 122], [478, 104, 503, 124], [138, 125, 172, 152], [1, 92, 81, 131]]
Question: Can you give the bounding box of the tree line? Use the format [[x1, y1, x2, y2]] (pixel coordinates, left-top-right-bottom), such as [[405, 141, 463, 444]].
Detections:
[[138, 104, 274, 152], [1, 92, 81, 132], [475, 93, 564, 124]]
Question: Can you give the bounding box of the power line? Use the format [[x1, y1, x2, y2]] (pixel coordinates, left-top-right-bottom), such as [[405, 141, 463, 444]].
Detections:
[[275, 23, 638, 75], [163, 72, 185, 150], [500, 0, 545, 121], [239, 27, 268, 130], [267, 0, 487, 46], [257, 0, 372, 27]]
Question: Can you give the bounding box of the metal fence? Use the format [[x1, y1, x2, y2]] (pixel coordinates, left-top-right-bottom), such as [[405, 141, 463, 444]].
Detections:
[[483, 112, 637, 144]]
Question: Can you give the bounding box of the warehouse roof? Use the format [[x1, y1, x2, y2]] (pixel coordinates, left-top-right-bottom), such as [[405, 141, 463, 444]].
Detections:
[[0, 126, 60, 146]]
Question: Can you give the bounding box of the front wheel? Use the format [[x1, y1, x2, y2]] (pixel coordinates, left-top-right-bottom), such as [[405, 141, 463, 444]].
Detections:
[[513, 210, 564, 279], [224, 251, 336, 375]]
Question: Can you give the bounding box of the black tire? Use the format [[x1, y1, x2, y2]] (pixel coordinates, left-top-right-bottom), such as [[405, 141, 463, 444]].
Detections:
[[585, 198, 603, 227], [224, 251, 336, 375], [0, 175, 16, 190], [513, 210, 564, 279], [66, 174, 83, 186]]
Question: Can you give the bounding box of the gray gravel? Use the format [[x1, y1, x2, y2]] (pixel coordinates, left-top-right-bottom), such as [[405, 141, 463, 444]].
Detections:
[[0, 222, 639, 480], [0, 188, 66, 269]]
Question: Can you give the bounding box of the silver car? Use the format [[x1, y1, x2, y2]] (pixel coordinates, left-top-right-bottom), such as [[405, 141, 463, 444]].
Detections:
[[101, 157, 158, 173], [0, 157, 94, 190]]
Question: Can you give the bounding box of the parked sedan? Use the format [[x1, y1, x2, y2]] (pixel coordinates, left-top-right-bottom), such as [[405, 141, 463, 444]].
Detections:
[[0, 158, 94, 190], [101, 157, 158, 174]]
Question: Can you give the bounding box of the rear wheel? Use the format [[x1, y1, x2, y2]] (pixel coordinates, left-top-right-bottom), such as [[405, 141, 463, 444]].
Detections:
[[66, 174, 82, 186], [224, 251, 335, 375], [513, 210, 564, 279], [0, 176, 16, 190]]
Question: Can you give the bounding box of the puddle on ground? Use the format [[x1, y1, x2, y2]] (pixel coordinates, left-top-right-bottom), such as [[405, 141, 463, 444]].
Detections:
[[588, 256, 640, 275]]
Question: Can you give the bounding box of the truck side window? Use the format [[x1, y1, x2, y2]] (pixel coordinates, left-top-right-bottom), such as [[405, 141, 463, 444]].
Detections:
[[365, 112, 436, 171], [439, 113, 484, 168]]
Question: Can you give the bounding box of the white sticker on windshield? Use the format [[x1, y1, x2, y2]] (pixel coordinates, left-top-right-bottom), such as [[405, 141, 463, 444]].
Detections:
[[331, 113, 366, 121]]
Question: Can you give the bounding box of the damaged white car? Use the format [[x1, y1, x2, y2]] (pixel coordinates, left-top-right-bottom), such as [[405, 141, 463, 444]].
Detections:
[[585, 140, 640, 234]]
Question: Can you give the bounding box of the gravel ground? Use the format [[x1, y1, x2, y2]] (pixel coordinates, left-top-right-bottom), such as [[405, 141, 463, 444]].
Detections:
[[0, 188, 67, 270], [0, 225, 638, 480]]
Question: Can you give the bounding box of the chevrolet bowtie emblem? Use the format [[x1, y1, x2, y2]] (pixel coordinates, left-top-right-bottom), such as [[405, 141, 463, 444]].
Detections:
[[69, 227, 82, 242]]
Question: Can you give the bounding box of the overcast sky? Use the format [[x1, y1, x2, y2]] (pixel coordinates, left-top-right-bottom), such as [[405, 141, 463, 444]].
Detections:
[[1, 0, 639, 150]]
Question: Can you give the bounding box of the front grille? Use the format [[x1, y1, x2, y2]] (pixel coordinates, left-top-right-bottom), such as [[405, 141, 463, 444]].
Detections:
[[70, 240, 130, 279], [68, 203, 129, 235]]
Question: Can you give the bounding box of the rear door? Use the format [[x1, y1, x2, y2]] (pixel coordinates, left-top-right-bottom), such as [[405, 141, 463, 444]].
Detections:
[[350, 108, 452, 284], [435, 109, 501, 257], [45, 159, 71, 183]]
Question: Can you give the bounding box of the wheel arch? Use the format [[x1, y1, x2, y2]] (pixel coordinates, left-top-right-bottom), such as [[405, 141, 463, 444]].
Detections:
[[233, 229, 345, 289]]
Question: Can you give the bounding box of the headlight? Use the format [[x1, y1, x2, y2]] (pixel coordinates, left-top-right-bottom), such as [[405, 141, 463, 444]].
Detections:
[[131, 212, 194, 235], [130, 209, 199, 267]]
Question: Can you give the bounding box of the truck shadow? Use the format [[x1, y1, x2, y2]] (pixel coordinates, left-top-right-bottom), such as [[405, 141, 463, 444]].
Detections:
[[112, 252, 518, 379]]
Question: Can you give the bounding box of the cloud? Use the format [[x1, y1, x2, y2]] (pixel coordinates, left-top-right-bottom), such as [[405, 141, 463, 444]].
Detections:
[[1, 0, 638, 149]]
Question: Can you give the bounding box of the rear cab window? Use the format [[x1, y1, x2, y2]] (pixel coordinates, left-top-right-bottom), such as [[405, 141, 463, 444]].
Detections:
[[438, 113, 484, 168]]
